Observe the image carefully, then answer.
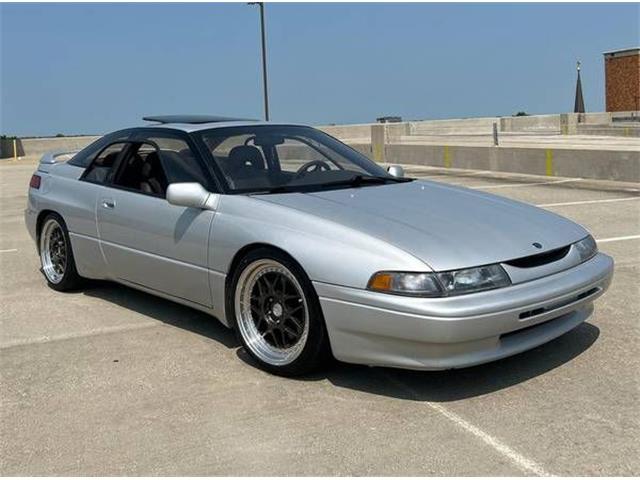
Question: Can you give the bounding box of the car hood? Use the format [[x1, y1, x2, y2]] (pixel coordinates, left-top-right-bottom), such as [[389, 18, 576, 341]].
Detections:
[[256, 180, 588, 272]]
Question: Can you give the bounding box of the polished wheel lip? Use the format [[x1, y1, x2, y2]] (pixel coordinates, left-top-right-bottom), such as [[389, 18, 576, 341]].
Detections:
[[235, 259, 310, 366], [40, 218, 66, 284]]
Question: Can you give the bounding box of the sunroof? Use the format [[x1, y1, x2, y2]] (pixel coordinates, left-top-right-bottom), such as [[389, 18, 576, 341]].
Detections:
[[142, 115, 257, 124]]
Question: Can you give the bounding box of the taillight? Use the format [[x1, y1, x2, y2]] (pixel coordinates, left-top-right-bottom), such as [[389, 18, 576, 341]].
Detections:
[[29, 174, 41, 189]]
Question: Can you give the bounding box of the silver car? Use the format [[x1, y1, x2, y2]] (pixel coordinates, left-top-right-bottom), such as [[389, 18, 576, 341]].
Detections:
[[25, 115, 614, 376]]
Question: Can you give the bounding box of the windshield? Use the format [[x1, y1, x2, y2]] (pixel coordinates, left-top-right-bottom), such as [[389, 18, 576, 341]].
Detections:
[[194, 125, 408, 194]]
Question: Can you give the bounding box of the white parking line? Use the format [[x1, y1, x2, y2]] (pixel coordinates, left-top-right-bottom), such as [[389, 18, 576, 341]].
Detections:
[[596, 234, 640, 244], [414, 176, 446, 181], [382, 373, 551, 476], [538, 197, 640, 208], [0, 248, 18, 253], [0, 322, 159, 350], [427, 402, 551, 476], [471, 179, 580, 190]]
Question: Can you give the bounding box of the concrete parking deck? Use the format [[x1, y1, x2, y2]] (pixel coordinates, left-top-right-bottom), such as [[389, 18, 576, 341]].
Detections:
[[1, 162, 638, 475]]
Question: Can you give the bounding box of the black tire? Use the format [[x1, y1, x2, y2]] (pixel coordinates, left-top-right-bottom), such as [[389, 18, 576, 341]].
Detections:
[[38, 213, 84, 291], [227, 247, 332, 377]]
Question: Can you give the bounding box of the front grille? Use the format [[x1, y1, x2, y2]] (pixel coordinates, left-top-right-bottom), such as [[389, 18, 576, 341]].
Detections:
[[518, 287, 600, 320], [501, 317, 556, 339], [505, 245, 571, 269]]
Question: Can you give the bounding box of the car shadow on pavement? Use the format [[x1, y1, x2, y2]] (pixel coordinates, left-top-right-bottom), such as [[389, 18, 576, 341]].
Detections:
[[322, 322, 600, 402], [82, 280, 240, 349], [82, 280, 599, 402]]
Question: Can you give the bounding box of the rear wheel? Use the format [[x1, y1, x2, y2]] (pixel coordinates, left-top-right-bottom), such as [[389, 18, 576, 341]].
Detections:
[[229, 248, 331, 376], [39, 213, 84, 291]]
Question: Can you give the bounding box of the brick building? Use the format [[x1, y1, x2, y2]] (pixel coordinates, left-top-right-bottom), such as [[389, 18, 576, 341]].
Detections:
[[604, 47, 640, 112]]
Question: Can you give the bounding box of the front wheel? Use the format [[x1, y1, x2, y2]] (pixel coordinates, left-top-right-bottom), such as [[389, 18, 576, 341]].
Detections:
[[229, 248, 331, 376], [39, 213, 84, 291]]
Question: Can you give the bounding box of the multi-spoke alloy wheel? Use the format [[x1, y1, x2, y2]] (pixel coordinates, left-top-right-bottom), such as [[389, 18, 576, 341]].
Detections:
[[40, 218, 67, 284], [235, 259, 310, 366], [230, 248, 331, 376], [38, 213, 83, 291]]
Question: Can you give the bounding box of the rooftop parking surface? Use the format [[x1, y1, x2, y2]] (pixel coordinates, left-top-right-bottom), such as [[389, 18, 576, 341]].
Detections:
[[1, 161, 638, 475]]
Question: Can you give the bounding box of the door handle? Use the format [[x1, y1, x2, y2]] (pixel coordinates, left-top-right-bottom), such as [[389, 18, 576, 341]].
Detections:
[[101, 199, 115, 209]]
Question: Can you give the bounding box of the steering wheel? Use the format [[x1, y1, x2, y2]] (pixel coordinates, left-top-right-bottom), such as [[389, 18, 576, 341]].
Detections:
[[294, 160, 332, 178]]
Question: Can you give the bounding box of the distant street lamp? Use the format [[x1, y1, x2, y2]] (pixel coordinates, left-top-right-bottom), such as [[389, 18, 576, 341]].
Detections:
[[248, 2, 270, 121], [574, 60, 585, 114]]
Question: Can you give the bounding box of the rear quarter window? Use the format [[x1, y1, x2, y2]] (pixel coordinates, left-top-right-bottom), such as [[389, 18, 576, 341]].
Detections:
[[68, 130, 132, 168]]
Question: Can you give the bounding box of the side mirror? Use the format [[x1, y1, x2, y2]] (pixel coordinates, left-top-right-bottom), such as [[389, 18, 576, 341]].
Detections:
[[387, 165, 405, 178], [166, 183, 219, 210]]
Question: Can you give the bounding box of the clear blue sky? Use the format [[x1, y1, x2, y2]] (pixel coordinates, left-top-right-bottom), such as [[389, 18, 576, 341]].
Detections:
[[1, 2, 638, 136]]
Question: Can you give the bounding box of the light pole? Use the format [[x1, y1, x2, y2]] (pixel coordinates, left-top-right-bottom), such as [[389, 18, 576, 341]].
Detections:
[[248, 2, 270, 121]]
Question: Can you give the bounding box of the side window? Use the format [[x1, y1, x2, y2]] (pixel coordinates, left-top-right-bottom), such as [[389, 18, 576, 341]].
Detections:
[[145, 135, 210, 187], [82, 142, 128, 184], [111, 135, 210, 197], [112, 142, 167, 197]]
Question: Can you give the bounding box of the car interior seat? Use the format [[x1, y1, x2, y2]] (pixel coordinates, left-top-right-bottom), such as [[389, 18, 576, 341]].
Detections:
[[139, 151, 168, 195], [116, 152, 144, 189], [226, 145, 268, 189]]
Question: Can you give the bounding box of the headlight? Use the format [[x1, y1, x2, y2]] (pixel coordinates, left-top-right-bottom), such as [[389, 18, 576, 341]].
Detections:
[[574, 235, 598, 262], [436, 264, 511, 296], [367, 264, 511, 297]]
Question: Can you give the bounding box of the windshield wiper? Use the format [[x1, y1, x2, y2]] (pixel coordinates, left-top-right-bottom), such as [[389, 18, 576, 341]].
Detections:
[[250, 174, 412, 195], [250, 185, 300, 195], [323, 174, 412, 188]]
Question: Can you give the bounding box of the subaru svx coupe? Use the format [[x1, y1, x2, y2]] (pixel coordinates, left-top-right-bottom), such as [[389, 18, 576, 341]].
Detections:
[[26, 115, 614, 376]]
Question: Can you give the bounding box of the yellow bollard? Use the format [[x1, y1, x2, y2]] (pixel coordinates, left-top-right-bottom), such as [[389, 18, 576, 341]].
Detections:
[[372, 143, 383, 163], [444, 145, 451, 168], [545, 149, 553, 176]]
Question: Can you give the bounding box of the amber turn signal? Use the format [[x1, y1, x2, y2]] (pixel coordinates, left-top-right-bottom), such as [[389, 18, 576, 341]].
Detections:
[[368, 272, 393, 291]]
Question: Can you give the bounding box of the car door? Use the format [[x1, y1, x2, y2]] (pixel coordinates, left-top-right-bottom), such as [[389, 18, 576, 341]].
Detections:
[[96, 131, 216, 307], [64, 139, 131, 280]]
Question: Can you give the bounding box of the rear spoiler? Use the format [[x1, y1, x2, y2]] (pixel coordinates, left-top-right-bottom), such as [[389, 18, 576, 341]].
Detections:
[[39, 150, 80, 165]]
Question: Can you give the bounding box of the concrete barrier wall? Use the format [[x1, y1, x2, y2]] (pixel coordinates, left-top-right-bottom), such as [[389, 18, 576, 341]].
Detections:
[[320, 112, 639, 140], [349, 143, 640, 182], [14, 111, 639, 156], [20, 136, 101, 158], [409, 117, 499, 134], [577, 124, 640, 137], [611, 111, 640, 122], [318, 123, 372, 142], [500, 114, 560, 132], [582, 113, 612, 125]]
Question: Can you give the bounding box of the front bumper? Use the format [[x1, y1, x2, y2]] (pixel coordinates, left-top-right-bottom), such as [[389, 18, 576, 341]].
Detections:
[[315, 252, 614, 370]]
